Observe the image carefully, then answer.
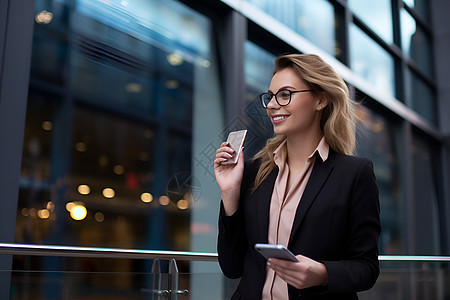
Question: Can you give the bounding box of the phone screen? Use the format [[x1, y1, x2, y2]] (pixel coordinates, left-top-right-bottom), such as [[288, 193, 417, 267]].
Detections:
[[222, 130, 247, 164], [254, 243, 299, 262]]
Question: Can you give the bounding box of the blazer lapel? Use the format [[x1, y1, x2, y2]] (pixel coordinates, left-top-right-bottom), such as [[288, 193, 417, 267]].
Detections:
[[255, 167, 278, 243], [288, 153, 334, 246]]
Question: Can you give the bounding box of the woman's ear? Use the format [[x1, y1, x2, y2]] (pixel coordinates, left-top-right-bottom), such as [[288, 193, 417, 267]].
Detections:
[[316, 94, 329, 111]]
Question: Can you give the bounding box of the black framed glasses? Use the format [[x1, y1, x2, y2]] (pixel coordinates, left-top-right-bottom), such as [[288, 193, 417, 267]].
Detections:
[[259, 89, 312, 108]]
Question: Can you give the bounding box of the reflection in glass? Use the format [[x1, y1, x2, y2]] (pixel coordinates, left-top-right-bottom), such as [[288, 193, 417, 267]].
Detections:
[[405, 69, 436, 125], [355, 103, 405, 254], [349, 24, 395, 98], [244, 0, 335, 56], [400, 8, 432, 77], [20, 92, 54, 182], [412, 134, 441, 255], [348, 0, 393, 44], [19, 0, 217, 254], [243, 41, 275, 157]]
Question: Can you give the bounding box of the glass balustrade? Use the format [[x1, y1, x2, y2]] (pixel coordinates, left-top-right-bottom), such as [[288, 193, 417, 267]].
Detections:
[[1, 244, 449, 299]]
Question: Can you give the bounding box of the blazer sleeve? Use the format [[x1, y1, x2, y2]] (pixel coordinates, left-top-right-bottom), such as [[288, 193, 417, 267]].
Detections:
[[321, 158, 381, 293], [217, 161, 254, 279]]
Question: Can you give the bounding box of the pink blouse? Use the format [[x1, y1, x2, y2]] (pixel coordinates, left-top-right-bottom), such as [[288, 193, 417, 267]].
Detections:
[[262, 137, 329, 299]]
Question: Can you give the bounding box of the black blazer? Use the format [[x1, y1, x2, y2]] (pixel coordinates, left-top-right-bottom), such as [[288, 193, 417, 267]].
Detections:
[[218, 149, 381, 300]]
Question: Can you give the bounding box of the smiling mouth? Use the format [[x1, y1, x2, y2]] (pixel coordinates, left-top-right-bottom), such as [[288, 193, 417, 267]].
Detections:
[[272, 116, 288, 121]]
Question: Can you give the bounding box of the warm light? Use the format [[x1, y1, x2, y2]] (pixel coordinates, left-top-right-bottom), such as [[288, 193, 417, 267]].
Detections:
[[177, 199, 189, 210], [41, 121, 53, 131], [46, 201, 55, 211], [28, 208, 37, 217], [165, 80, 179, 89], [125, 82, 142, 93], [167, 53, 183, 66], [159, 195, 170, 206], [102, 188, 115, 198], [95, 212, 105, 222], [66, 202, 75, 212], [21, 208, 29, 217], [141, 192, 153, 203], [78, 184, 91, 195], [70, 204, 87, 221], [38, 209, 50, 219], [35, 10, 53, 24], [75, 142, 87, 152], [113, 165, 125, 175], [120, 0, 128, 6]]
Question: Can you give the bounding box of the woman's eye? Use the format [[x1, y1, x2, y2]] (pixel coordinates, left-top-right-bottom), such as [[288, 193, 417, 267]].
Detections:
[[279, 91, 290, 99]]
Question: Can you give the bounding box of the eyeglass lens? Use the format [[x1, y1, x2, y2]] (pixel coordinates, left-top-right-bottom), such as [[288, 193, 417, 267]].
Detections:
[[261, 90, 292, 107]]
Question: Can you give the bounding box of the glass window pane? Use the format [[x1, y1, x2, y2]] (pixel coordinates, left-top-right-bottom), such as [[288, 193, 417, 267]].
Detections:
[[243, 41, 276, 156], [412, 134, 441, 254], [245, 0, 336, 56], [355, 103, 406, 254], [349, 24, 395, 98], [19, 0, 222, 254], [400, 8, 432, 77], [348, 0, 393, 44], [405, 69, 436, 125], [19, 92, 55, 183]]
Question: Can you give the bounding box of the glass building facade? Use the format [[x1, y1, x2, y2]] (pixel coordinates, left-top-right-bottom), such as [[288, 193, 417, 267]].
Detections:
[[1, 0, 449, 298]]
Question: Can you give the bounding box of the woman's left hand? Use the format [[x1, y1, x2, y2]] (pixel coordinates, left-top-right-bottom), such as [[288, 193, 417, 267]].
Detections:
[[267, 254, 328, 289]]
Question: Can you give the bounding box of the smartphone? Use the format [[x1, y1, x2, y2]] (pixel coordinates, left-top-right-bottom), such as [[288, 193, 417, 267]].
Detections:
[[254, 243, 299, 262], [222, 130, 247, 164]]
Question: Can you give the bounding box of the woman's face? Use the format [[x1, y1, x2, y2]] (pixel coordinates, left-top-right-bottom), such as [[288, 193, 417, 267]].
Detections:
[[266, 67, 324, 137]]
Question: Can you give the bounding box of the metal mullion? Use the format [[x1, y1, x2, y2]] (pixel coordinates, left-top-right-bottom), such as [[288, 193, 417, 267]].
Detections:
[[332, 0, 349, 65], [402, 1, 432, 35], [223, 10, 247, 124], [405, 58, 436, 89], [440, 142, 450, 255], [0, 0, 36, 298], [392, 0, 407, 104], [0, 0, 9, 82]]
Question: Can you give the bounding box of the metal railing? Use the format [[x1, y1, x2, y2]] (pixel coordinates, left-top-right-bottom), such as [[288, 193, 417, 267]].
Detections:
[[0, 243, 217, 261], [0, 243, 217, 299], [1, 243, 450, 299], [1, 243, 450, 263]]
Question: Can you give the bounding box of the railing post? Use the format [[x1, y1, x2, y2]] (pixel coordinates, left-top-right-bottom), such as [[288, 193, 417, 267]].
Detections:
[[168, 259, 178, 300], [168, 259, 188, 299], [151, 259, 162, 300]]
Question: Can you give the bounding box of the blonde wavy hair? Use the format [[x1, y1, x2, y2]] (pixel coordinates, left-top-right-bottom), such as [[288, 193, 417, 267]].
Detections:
[[251, 54, 357, 191]]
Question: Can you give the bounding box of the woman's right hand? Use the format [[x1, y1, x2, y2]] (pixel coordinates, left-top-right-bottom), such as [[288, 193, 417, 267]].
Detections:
[[214, 142, 245, 216]]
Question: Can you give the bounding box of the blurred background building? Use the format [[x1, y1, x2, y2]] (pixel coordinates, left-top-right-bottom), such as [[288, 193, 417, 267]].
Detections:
[[1, 0, 449, 299]]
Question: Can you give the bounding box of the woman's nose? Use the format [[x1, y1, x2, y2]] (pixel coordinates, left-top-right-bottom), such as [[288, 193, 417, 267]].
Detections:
[[266, 96, 280, 109]]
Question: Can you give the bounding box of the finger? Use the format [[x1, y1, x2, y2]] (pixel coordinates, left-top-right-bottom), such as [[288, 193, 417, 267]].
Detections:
[[219, 141, 234, 151], [216, 146, 236, 155], [268, 258, 296, 268], [215, 152, 234, 161], [267, 259, 304, 280], [267, 260, 305, 288], [214, 158, 229, 166]]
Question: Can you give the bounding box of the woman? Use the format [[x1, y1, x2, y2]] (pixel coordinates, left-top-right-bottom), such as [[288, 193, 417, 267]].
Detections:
[[214, 54, 381, 299]]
